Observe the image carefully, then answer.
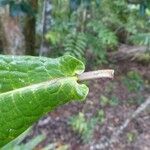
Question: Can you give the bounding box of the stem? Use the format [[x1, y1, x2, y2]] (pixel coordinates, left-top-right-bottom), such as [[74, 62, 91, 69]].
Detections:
[[78, 70, 114, 81]]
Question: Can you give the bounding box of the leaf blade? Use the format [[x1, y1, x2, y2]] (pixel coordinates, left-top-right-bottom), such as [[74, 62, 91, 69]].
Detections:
[[0, 55, 88, 147]]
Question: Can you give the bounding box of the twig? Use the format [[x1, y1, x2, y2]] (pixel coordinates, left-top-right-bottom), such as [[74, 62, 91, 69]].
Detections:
[[91, 96, 150, 150], [78, 70, 114, 81]]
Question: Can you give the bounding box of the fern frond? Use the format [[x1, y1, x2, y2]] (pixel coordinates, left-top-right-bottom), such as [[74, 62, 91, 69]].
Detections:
[[87, 20, 118, 48], [130, 33, 150, 46], [64, 32, 87, 60]]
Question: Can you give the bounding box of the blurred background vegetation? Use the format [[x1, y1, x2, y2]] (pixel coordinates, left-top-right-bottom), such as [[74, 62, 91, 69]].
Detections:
[[0, 0, 150, 150], [0, 0, 150, 63]]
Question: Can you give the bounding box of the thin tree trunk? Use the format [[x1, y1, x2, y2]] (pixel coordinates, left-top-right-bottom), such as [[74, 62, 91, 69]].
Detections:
[[24, 0, 38, 55], [0, 7, 25, 55], [39, 0, 52, 56]]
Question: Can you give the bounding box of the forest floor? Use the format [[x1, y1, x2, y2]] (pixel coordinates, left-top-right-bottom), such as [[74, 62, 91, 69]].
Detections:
[[26, 59, 150, 150]]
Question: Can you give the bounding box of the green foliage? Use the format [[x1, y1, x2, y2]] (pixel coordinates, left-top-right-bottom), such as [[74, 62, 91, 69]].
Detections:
[[130, 33, 150, 64], [97, 0, 150, 42], [69, 112, 88, 139], [100, 95, 119, 107], [46, 31, 62, 45], [130, 33, 150, 48], [1, 128, 32, 150], [49, 0, 149, 64], [45, 20, 74, 51], [130, 33, 150, 63], [2, 127, 69, 150], [122, 71, 144, 92], [110, 96, 119, 106], [64, 32, 87, 60], [139, 0, 150, 16], [99, 95, 109, 107], [87, 20, 118, 64], [69, 0, 102, 12], [97, 109, 105, 124], [126, 132, 137, 143], [0, 55, 89, 147], [69, 109, 106, 142], [46, 0, 150, 66], [47, 1, 118, 64], [136, 53, 150, 64], [121, 71, 146, 106], [127, 95, 145, 105], [98, 0, 129, 26], [69, 112, 97, 143]]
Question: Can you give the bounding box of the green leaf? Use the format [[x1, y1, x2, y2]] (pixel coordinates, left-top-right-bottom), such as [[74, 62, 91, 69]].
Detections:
[[0, 55, 85, 93], [0, 55, 89, 148], [45, 31, 61, 45]]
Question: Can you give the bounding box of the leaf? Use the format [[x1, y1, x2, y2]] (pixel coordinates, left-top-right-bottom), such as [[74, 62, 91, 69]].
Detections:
[[45, 31, 61, 45], [0, 55, 85, 93], [0, 55, 89, 148]]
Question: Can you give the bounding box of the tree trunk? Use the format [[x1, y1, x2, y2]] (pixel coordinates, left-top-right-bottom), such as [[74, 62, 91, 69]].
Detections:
[[0, 7, 25, 55], [39, 0, 52, 56], [24, 0, 38, 55]]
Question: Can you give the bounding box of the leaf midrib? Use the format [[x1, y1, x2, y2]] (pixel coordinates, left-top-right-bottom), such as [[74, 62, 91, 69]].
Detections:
[[0, 76, 78, 97]]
